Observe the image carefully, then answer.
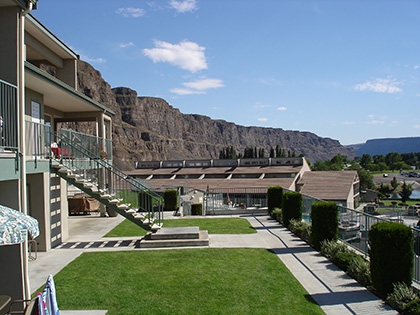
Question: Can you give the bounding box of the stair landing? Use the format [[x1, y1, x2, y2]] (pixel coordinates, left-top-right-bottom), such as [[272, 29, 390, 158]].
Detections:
[[138, 226, 209, 249]]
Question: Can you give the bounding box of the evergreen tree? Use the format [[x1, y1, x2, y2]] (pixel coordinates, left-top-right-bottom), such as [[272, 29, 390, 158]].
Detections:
[[399, 181, 413, 203], [391, 177, 399, 191], [275, 145, 281, 158]]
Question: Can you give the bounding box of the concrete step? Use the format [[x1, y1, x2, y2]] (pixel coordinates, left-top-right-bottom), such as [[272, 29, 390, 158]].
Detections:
[[146, 227, 200, 240], [138, 230, 209, 249]]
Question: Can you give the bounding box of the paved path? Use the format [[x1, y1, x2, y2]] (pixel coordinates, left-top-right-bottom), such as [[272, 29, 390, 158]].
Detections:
[[29, 213, 397, 315], [211, 215, 397, 315]]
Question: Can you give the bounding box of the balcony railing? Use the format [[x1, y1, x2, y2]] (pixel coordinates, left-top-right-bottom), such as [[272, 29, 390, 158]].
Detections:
[[299, 192, 420, 285], [0, 79, 18, 151], [57, 128, 112, 161], [25, 120, 51, 162]]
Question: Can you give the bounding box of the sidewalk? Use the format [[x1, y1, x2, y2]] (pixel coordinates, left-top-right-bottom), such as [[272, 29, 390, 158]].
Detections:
[[29, 213, 397, 315], [210, 215, 397, 315]]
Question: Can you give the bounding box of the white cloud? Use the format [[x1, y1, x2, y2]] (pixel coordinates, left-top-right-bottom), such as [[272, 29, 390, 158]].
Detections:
[[367, 120, 385, 125], [116, 7, 146, 18], [169, 0, 197, 13], [170, 88, 205, 95], [366, 114, 385, 125], [119, 42, 135, 48], [258, 118, 268, 122], [80, 55, 106, 64], [354, 77, 402, 93], [183, 78, 224, 90], [415, 65, 420, 70], [414, 125, 420, 129], [171, 78, 224, 95], [277, 106, 287, 111], [143, 40, 207, 73]]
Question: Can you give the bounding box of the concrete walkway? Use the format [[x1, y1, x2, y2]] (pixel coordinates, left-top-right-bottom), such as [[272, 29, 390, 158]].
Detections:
[[29, 213, 397, 315], [211, 215, 397, 315]]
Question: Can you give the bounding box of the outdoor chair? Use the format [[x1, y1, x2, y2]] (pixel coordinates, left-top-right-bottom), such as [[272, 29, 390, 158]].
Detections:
[[6, 296, 39, 315]]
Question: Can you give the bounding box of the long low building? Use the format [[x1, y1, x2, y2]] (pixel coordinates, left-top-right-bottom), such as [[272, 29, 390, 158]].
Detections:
[[127, 157, 360, 209]]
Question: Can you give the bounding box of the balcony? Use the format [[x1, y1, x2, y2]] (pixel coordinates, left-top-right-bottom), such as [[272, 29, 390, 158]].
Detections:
[[25, 121, 112, 164], [0, 80, 18, 153]]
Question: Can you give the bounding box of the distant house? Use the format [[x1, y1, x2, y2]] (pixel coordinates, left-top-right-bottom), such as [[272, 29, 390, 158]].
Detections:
[[128, 157, 311, 192], [128, 158, 360, 209], [296, 171, 360, 209], [361, 189, 378, 203]]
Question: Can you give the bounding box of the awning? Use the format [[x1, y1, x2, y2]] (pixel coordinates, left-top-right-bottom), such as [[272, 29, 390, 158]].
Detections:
[[0, 205, 40, 245]]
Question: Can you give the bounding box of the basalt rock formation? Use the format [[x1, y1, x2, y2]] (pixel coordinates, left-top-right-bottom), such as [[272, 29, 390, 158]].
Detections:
[[76, 61, 355, 170]]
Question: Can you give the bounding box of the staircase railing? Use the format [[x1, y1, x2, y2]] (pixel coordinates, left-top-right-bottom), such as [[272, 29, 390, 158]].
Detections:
[[52, 128, 163, 228]]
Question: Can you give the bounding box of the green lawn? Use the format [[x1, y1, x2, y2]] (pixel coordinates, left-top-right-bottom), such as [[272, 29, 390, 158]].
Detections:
[[105, 217, 256, 237], [52, 249, 324, 315]]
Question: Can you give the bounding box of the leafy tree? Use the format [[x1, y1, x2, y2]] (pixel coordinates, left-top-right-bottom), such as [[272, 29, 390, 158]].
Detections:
[[219, 146, 237, 159], [275, 145, 281, 158], [329, 154, 345, 170], [348, 163, 375, 190], [312, 160, 329, 171], [385, 152, 402, 170], [377, 183, 392, 198], [360, 154, 373, 169], [399, 181, 413, 203], [376, 162, 387, 171], [394, 161, 410, 170], [391, 177, 399, 191], [269, 146, 275, 158], [373, 154, 385, 164]]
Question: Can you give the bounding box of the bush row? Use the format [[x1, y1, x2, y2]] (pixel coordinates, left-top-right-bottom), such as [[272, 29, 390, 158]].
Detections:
[[267, 186, 417, 313]]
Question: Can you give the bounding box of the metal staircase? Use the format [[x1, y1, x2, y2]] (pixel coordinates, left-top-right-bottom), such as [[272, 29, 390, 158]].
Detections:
[[50, 129, 163, 231]]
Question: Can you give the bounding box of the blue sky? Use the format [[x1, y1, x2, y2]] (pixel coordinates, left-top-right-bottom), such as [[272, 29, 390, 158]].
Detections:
[[32, 0, 420, 145]]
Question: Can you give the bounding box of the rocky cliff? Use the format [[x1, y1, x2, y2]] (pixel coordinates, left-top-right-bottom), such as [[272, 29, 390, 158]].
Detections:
[[349, 137, 420, 156], [76, 61, 355, 170]]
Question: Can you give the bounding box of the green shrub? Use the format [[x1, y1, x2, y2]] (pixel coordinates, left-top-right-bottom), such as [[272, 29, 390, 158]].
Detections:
[[402, 298, 420, 315], [348, 257, 372, 287], [289, 219, 311, 244], [272, 208, 282, 223], [282, 191, 302, 228], [164, 189, 178, 211], [332, 251, 359, 272], [267, 186, 283, 215], [386, 282, 418, 312], [311, 201, 339, 250], [191, 203, 203, 215], [320, 239, 349, 259], [369, 222, 414, 296], [320, 240, 371, 287], [346, 254, 370, 282]]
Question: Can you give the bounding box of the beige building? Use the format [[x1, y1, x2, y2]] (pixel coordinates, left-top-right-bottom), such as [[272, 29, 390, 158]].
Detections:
[[0, 0, 115, 301], [296, 170, 360, 209], [128, 157, 360, 209]]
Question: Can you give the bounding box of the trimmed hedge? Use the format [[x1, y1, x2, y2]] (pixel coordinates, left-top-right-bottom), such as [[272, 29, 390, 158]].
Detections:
[[191, 203, 203, 215], [282, 191, 302, 228], [271, 208, 282, 223], [311, 201, 338, 250], [267, 186, 283, 215], [164, 189, 178, 211], [369, 221, 414, 296]]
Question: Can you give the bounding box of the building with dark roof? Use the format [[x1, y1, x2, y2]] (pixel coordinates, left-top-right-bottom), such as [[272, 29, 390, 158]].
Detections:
[[127, 157, 360, 209]]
